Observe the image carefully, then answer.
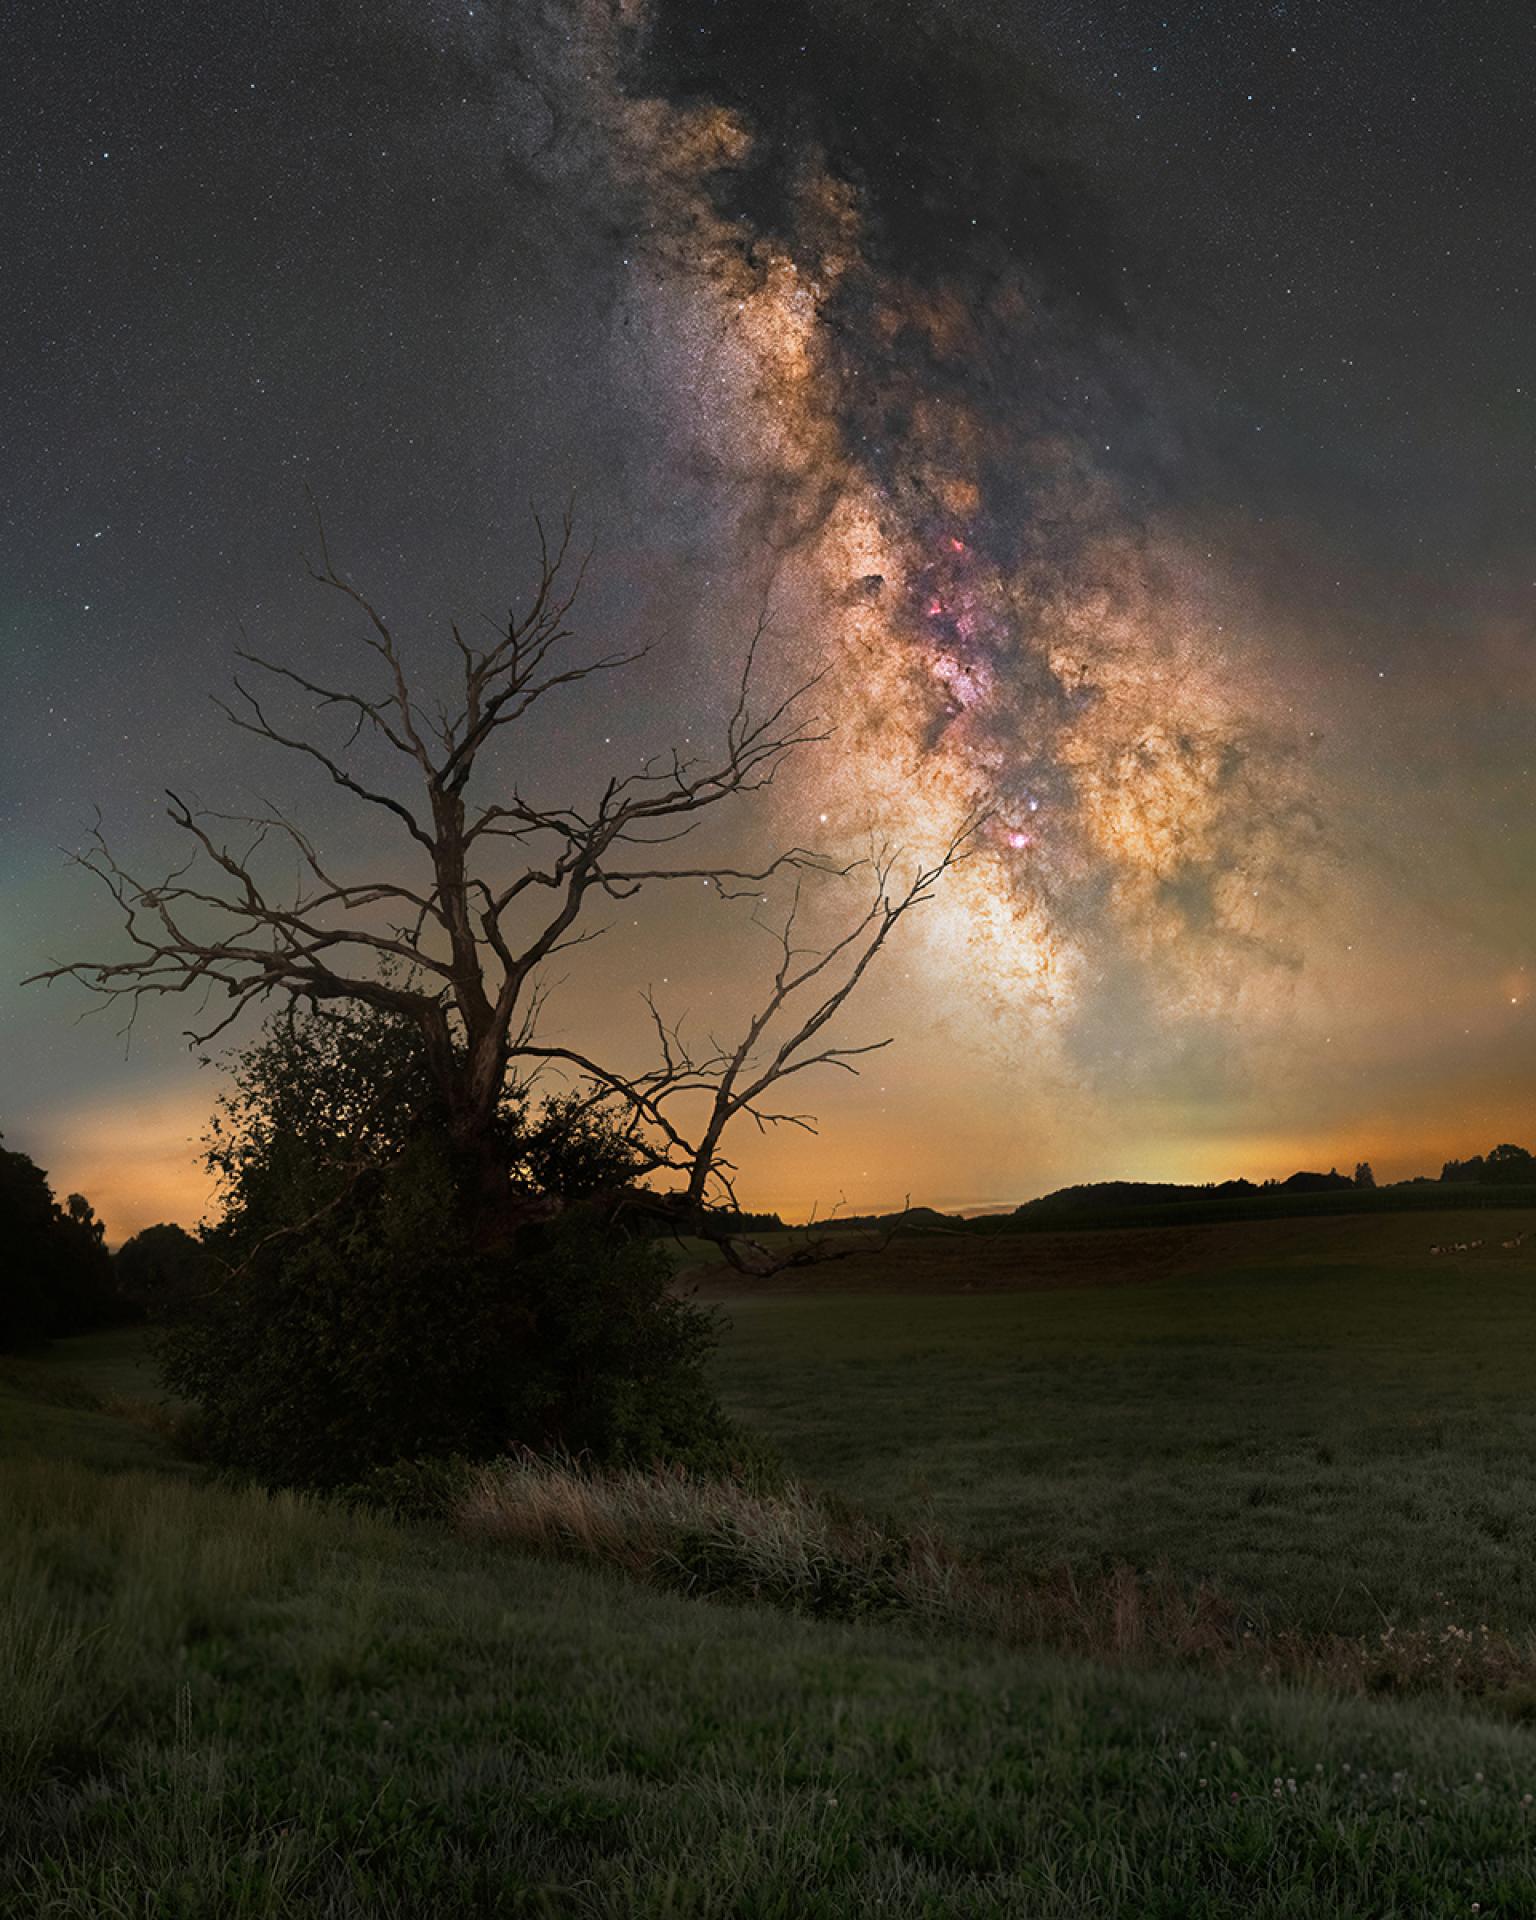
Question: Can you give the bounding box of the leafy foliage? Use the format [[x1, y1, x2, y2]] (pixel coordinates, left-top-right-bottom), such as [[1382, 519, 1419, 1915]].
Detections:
[[496, 1219, 737, 1469], [164, 1136, 521, 1484], [162, 1007, 732, 1487], [200, 999, 450, 1246]]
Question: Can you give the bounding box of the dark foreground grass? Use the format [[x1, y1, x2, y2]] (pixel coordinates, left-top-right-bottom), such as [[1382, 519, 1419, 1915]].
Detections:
[[7, 1344, 1536, 1915], [709, 1228, 1536, 1640]]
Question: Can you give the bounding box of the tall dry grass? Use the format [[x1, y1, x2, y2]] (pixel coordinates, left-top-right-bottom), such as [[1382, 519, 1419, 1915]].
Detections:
[[462, 1453, 967, 1624]]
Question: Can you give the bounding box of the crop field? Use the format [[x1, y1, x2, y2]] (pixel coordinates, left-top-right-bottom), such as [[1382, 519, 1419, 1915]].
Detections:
[[9, 1210, 1536, 1915]]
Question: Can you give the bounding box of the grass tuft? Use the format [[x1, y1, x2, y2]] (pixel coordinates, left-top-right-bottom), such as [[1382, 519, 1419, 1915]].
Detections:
[[463, 1452, 934, 1621]]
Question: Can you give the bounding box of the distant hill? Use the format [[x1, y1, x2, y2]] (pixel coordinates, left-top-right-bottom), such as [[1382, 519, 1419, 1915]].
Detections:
[[782, 1148, 1536, 1236], [971, 1181, 1536, 1235], [1011, 1178, 1261, 1220], [800, 1204, 960, 1233], [1008, 1171, 1354, 1223]]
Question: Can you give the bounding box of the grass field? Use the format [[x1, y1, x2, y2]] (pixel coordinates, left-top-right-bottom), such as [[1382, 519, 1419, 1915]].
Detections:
[[9, 1211, 1536, 1914], [706, 1209, 1536, 1637]]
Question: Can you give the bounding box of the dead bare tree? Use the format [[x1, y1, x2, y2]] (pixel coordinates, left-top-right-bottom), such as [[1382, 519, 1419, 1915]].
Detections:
[[28, 514, 979, 1258]]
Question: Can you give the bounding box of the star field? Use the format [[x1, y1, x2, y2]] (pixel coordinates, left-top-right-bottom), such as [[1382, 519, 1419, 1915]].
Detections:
[[3, 0, 1532, 1233]]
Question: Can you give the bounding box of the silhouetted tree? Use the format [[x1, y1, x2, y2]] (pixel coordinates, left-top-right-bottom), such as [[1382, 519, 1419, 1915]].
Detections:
[[114, 1222, 209, 1319], [28, 525, 974, 1476], [0, 1138, 123, 1349], [1486, 1143, 1535, 1185], [1353, 1161, 1376, 1189], [0, 1142, 57, 1348], [1441, 1145, 1534, 1186], [29, 518, 974, 1256]]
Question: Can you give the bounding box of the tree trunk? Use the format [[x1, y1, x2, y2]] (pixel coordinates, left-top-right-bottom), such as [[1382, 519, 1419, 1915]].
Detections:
[[454, 1113, 559, 1257]]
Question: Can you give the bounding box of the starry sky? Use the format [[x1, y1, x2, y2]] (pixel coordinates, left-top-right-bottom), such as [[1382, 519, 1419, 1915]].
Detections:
[[4, 0, 1533, 1238]]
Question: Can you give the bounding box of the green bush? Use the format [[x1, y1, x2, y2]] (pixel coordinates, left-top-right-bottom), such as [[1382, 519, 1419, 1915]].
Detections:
[[339, 1451, 478, 1523], [500, 1218, 737, 1468], [159, 1142, 734, 1489], [157, 1004, 742, 1489]]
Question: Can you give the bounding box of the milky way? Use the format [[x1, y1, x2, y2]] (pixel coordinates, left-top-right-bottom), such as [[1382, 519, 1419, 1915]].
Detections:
[[515, 1, 1323, 1062]]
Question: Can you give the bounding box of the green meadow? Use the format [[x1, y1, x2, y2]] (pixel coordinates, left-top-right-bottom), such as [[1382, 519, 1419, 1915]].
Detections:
[[8, 1209, 1536, 1915], [708, 1210, 1536, 1637]]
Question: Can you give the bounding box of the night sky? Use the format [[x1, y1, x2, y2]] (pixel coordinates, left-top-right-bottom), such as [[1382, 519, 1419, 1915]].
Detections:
[[5, 0, 1533, 1238]]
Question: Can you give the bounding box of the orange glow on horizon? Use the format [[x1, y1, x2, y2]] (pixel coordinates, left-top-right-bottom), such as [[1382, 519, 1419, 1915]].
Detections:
[[20, 1088, 219, 1249], [22, 1059, 1534, 1247]]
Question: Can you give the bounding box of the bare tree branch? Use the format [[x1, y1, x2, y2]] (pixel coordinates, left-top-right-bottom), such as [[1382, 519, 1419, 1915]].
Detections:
[[26, 519, 981, 1251], [514, 816, 986, 1257]]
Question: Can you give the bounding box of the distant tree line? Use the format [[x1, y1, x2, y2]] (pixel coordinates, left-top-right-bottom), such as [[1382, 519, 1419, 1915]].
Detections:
[[680, 1206, 785, 1237], [0, 1133, 219, 1353], [1440, 1143, 1535, 1185], [0, 1137, 129, 1350]]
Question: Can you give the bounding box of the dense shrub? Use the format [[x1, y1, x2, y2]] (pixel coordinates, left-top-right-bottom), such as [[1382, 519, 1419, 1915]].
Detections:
[[161, 1140, 734, 1489], [158, 1004, 740, 1487], [500, 1218, 738, 1468], [339, 1451, 479, 1524]]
